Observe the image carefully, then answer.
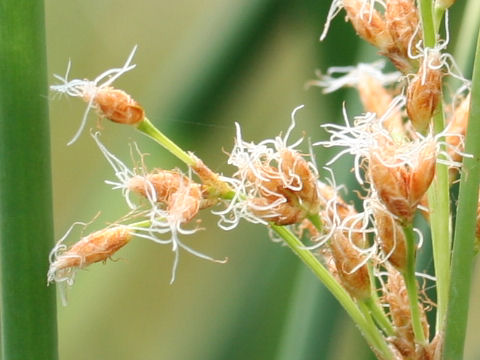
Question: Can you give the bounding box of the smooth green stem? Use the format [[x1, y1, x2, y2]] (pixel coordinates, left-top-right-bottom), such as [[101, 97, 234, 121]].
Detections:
[[443, 27, 480, 360], [363, 297, 395, 337], [427, 107, 451, 330], [433, 6, 445, 35], [419, 0, 436, 47], [136, 117, 196, 167], [271, 225, 393, 360], [420, 0, 452, 334], [402, 224, 427, 345], [0, 1, 58, 359], [307, 213, 323, 232]]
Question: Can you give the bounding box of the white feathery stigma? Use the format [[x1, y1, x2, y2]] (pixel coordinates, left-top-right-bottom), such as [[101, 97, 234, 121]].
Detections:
[[310, 60, 400, 94]]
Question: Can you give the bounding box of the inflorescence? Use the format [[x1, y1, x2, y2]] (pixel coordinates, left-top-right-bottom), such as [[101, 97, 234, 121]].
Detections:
[[49, 0, 477, 358]]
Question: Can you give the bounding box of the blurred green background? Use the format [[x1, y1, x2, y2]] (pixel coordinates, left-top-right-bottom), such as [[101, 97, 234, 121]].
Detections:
[[43, 1, 480, 359]]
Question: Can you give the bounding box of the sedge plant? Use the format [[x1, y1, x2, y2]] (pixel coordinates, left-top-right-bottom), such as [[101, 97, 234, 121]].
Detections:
[[48, 0, 480, 359]]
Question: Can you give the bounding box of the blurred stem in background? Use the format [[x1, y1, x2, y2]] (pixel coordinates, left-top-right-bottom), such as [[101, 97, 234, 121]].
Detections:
[[0, 1, 58, 360]]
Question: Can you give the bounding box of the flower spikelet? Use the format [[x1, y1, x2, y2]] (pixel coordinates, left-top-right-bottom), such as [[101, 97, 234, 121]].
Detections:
[[128, 170, 203, 223], [406, 50, 443, 132], [92, 132, 225, 283], [309, 61, 404, 136], [330, 230, 371, 300], [384, 0, 421, 73], [48, 225, 132, 285], [51, 47, 143, 144], [91, 87, 144, 125], [228, 106, 321, 226], [369, 136, 436, 221], [384, 267, 429, 358], [317, 106, 437, 221], [342, 0, 394, 51], [373, 205, 407, 271]]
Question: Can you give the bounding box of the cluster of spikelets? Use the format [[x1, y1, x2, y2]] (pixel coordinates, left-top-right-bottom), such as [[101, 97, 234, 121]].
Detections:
[[48, 0, 477, 358]]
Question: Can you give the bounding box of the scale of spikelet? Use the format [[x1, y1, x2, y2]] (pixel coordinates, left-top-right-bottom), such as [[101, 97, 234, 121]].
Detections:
[[373, 206, 407, 272], [384, 0, 421, 74], [330, 230, 371, 300], [406, 51, 443, 133], [342, 0, 394, 52]]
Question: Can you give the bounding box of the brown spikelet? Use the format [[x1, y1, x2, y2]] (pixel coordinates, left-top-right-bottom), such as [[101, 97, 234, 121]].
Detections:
[[373, 207, 407, 271], [343, 0, 394, 51], [368, 137, 436, 222], [246, 165, 308, 225], [128, 170, 203, 222], [407, 52, 443, 132], [385, 267, 429, 358], [356, 74, 404, 136], [51, 226, 132, 273], [384, 0, 421, 73], [88, 86, 145, 125], [330, 230, 371, 300], [244, 149, 321, 226]]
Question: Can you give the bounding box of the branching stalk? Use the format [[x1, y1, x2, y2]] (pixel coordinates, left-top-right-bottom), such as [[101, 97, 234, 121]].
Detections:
[[363, 297, 395, 338], [271, 225, 394, 360], [402, 224, 427, 345], [136, 117, 196, 167]]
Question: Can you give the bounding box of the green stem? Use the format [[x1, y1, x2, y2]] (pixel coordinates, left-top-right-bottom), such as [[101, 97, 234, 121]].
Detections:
[[433, 6, 445, 35], [420, 0, 452, 333], [357, 300, 394, 356], [307, 213, 323, 232], [0, 1, 58, 359], [271, 225, 393, 360], [419, 0, 436, 48], [402, 224, 427, 345], [363, 297, 395, 337], [136, 117, 196, 167], [427, 106, 451, 330], [443, 27, 480, 360]]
